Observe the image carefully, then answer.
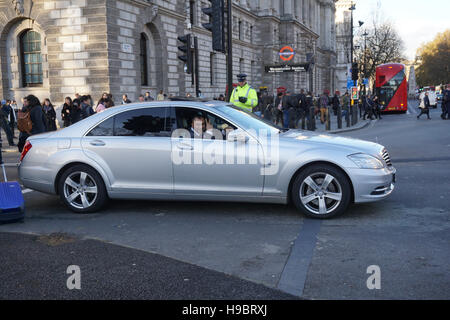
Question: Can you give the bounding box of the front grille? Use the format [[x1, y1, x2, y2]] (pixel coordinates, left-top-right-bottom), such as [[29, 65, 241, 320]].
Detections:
[[382, 149, 392, 167]]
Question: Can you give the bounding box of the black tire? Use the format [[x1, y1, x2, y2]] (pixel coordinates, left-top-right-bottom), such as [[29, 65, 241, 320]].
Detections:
[[58, 164, 107, 213], [291, 164, 352, 219]]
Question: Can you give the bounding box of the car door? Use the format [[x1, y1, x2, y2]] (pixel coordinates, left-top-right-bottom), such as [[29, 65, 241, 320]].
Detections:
[[81, 106, 175, 195], [171, 106, 264, 197]]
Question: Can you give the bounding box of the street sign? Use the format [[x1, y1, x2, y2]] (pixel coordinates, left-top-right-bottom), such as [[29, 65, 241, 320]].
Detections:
[[265, 64, 309, 73], [279, 46, 295, 61]]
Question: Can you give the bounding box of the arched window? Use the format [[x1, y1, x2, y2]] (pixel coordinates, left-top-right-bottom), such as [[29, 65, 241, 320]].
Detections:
[[140, 33, 148, 86], [20, 30, 43, 87]]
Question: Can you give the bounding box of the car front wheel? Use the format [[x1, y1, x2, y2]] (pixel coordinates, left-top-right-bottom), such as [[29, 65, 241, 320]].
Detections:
[[58, 164, 107, 213], [292, 164, 352, 219]]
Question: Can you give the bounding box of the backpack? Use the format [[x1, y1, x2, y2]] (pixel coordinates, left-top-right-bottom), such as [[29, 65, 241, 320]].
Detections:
[[17, 110, 33, 134]]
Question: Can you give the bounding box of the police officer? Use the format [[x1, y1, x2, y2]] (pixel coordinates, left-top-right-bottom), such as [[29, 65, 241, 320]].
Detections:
[[229, 74, 258, 112]]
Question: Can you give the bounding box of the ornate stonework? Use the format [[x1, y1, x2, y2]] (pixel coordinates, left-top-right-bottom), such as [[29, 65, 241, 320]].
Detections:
[[12, 0, 24, 16]]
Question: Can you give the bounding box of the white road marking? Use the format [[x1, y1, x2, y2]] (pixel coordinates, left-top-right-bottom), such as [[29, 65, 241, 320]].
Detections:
[[22, 189, 34, 194]]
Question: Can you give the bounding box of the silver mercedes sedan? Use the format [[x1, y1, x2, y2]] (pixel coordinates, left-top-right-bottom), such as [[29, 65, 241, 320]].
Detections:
[[18, 100, 395, 219]]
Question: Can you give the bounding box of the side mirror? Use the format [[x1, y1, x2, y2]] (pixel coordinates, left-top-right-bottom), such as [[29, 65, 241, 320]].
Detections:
[[227, 128, 249, 143]]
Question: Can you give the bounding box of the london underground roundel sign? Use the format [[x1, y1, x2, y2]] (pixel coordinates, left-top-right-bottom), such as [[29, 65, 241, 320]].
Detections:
[[279, 46, 295, 61]]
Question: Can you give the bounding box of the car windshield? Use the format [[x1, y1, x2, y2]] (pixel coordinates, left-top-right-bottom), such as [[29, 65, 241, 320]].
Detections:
[[216, 104, 284, 134]]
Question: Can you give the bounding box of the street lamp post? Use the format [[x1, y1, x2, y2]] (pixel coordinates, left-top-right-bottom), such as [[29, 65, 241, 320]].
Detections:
[[362, 31, 369, 97], [349, 3, 355, 68]]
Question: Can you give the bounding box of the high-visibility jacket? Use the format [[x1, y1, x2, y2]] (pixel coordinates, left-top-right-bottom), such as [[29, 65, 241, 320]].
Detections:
[[229, 83, 258, 112]]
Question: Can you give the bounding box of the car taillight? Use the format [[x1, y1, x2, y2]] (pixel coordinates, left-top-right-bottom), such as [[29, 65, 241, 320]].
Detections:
[[20, 141, 32, 162]]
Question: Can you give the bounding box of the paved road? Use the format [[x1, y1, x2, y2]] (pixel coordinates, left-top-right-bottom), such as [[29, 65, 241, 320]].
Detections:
[[1, 100, 449, 299]]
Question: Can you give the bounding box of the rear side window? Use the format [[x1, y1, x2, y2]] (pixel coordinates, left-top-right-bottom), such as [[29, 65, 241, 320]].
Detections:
[[86, 107, 172, 137], [114, 107, 170, 137], [86, 117, 114, 136]]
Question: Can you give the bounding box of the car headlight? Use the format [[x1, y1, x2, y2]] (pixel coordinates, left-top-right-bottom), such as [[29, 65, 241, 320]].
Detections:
[[347, 153, 384, 169]]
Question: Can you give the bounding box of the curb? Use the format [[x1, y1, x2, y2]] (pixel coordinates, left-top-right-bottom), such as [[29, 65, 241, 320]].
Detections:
[[328, 119, 375, 134]]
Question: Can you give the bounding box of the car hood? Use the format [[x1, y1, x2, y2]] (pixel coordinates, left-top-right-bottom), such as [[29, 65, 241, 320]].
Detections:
[[280, 130, 384, 157]]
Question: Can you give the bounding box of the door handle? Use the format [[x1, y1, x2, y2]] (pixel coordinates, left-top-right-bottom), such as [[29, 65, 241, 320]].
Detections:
[[90, 140, 106, 146], [176, 143, 193, 150]]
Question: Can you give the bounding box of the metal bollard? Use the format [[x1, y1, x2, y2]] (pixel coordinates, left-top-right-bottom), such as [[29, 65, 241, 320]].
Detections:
[[326, 106, 331, 131], [337, 106, 342, 129], [309, 106, 316, 131], [351, 105, 355, 126], [346, 107, 350, 127], [301, 111, 306, 130]]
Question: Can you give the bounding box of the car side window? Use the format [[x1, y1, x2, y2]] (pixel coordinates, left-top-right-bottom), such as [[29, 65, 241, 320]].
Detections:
[[174, 107, 236, 140], [86, 116, 114, 136], [114, 107, 171, 137]]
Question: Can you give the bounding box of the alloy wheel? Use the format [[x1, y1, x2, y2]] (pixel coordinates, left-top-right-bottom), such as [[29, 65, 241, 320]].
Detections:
[[299, 172, 343, 215], [63, 171, 98, 210]]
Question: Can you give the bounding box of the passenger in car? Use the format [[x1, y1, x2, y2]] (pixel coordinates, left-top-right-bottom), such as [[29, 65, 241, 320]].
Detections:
[[190, 116, 205, 139]]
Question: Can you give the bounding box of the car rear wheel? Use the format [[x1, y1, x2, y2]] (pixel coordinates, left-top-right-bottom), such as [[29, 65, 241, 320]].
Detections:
[[58, 164, 107, 213], [291, 164, 352, 219]]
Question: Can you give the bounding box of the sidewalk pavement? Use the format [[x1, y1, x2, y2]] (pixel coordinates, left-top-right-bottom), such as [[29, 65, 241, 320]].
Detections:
[[0, 134, 20, 153]]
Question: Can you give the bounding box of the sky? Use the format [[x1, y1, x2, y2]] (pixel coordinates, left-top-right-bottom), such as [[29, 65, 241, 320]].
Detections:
[[353, 0, 450, 60]]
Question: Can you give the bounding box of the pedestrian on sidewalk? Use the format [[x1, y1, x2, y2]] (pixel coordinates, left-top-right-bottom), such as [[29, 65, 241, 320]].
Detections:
[[0, 99, 14, 146], [2, 100, 16, 138], [373, 95, 382, 119], [332, 91, 340, 116], [417, 92, 431, 120], [341, 92, 349, 119], [157, 90, 165, 101], [274, 87, 287, 127], [61, 97, 72, 127], [319, 90, 330, 124], [362, 95, 375, 120], [121, 94, 131, 104], [441, 86, 450, 120], [80, 95, 95, 119], [42, 98, 57, 131]]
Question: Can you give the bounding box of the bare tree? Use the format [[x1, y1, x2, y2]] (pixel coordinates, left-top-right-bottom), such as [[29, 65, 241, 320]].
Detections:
[[354, 19, 406, 85]]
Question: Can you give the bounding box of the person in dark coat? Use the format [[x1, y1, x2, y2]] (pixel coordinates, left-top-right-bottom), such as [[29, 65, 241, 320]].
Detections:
[[295, 89, 307, 128], [274, 91, 286, 127], [71, 95, 82, 124], [373, 95, 382, 119], [417, 92, 431, 119], [80, 95, 95, 119], [18, 95, 47, 152], [441, 87, 450, 120], [26, 95, 47, 135], [61, 97, 73, 127], [1, 100, 15, 143], [1, 108, 14, 146], [43, 98, 57, 131], [332, 92, 340, 116], [362, 95, 374, 120]]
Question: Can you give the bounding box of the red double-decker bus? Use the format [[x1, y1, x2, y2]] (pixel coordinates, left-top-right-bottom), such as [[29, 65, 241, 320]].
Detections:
[[375, 63, 408, 113]]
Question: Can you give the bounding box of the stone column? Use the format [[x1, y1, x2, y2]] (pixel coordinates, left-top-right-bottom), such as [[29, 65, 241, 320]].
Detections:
[[283, 0, 293, 18], [316, 1, 320, 34], [296, 0, 302, 22], [325, 2, 331, 49]]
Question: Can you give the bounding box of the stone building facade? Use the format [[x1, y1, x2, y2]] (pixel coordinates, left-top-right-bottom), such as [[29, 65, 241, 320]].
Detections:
[[0, 0, 339, 106], [334, 0, 352, 93]]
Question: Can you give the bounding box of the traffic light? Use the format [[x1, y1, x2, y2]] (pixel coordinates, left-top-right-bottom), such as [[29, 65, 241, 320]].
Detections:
[[177, 34, 192, 74], [201, 0, 225, 52], [352, 62, 359, 81]]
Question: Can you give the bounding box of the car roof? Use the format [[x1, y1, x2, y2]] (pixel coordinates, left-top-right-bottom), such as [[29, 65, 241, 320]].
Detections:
[[112, 100, 229, 110]]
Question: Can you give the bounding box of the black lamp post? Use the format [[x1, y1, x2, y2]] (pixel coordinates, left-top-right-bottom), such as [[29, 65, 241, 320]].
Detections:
[[362, 31, 369, 96]]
